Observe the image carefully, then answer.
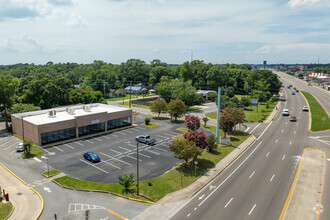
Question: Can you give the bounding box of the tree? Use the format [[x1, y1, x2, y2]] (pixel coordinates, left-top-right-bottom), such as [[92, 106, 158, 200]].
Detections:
[[8, 104, 40, 118], [150, 98, 167, 117], [184, 130, 208, 149], [220, 106, 245, 137], [207, 135, 218, 152], [240, 97, 251, 107], [23, 140, 33, 158], [184, 114, 200, 130], [118, 173, 135, 194], [0, 75, 19, 130], [167, 99, 186, 121], [169, 139, 203, 165], [202, 117, 209, 127]]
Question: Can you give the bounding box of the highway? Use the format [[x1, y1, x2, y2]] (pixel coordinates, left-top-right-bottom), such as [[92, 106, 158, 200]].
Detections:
[[171, 71, 330, 220]]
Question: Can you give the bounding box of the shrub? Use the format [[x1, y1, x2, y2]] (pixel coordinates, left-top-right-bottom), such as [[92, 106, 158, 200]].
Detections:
[[202, 117, 209, 127], [184, 114, 200, 130], [207, 135, 218, 152], [145, 118, 150, 125]]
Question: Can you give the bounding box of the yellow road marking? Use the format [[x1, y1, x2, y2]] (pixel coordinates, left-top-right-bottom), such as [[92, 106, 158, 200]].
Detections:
[[105, 208, 127, 219], [278, 148, 305, 220]]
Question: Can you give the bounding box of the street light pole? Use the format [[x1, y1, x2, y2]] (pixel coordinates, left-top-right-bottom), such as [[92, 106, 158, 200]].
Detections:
[[136, 140, 139, 195], [47, 158, 49, 177]]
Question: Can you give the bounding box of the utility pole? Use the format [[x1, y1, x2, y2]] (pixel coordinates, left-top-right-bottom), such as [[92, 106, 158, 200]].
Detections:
[[129, 81, 132, 108], [216, 87, 221, 144], [136, 140, 139, 195], [103, 80, 106, 98]]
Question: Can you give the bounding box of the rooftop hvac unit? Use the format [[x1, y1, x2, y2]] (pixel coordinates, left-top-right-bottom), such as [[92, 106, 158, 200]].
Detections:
[[53, 110, 56, 115], [83, 105, 91, 112], [48, 110, 53, 116], [66, 108, 70, 112]]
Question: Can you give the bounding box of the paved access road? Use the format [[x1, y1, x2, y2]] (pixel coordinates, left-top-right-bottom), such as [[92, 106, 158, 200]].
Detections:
[[171, 76, 328, 219]]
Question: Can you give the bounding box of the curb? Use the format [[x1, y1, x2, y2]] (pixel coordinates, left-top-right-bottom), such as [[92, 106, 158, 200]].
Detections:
[[51, 178, 154, 204], [190, 135, 256, 198], [0, 163, 27, 185], [4, 203, 15, 220]]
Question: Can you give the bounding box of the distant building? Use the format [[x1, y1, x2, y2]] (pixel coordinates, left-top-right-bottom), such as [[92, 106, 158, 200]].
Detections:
[[124, 86, 147, 94], [197, 90, 217, 101]]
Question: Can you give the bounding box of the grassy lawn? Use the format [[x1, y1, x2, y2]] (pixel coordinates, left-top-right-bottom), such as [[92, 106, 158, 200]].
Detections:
[[141, 122, 158, 128], [21, 144, 44, 159], [106, 94, 155, 101], [302, 91, 330, 131], [205, 97, 278, 122], [186, 106, 202, 112], [119, 102, 150, 109], [54, 125, 249, 202], [43, 169, 62, 178], [0, 196, 13, 220]]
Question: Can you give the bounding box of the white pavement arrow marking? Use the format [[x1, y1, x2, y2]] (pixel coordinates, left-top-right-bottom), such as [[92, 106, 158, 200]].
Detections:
[[41, 156, 48, 159], [209, 185, 216, 190], [327, 159, 330, 162], [44, 187, 51, 192], [199, 194, 205, 200]]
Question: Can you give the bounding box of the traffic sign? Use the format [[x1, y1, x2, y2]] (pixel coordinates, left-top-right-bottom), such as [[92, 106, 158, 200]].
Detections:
[[322, 117, 325, 121]]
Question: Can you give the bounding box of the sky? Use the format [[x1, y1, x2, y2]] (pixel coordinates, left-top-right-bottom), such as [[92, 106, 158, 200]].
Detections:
[[0, 0, 329, 65]]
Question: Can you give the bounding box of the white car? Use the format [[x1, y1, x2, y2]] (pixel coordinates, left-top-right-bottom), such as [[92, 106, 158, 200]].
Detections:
[[282, 109, 289, 116], [16, 142, 24, 152], [302, 106, 309, 112]]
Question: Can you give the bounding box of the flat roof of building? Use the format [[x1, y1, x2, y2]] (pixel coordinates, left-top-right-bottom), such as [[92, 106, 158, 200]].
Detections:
[[13, 103, 131, 126]]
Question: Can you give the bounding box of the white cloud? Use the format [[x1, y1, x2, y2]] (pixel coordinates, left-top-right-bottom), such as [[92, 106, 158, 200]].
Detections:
[[0, 35, 44, 53], [67, 12, 88, 28], [153, 48, 160, 53], [256, 43, 330, 54], [288, 0, 321, 8]]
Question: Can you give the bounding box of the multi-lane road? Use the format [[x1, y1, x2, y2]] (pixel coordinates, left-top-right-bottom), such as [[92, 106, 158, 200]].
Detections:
[[171, 70, 330, 220]]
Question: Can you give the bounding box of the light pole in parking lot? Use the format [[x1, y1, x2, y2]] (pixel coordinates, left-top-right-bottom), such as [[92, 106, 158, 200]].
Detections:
[[136, 140, 140, 195]]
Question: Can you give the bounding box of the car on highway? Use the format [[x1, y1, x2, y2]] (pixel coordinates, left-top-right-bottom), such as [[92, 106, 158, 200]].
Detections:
[[291, 91, 295, 95], [287, 85, 291, 89], [293, 87, 296, 90], [290, 116, 297, 122], [296, 89, 299, 92], [282, 109, 289, 116], [136, 135, 156, 145], [83, 152, 100, 163], [303, 106, 309, 111], [16, 142, 24, 152]]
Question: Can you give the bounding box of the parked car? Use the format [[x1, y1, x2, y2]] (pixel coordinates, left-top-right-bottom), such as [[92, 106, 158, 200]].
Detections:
[[136, 135, 156, 145], [282, 109, 289, 116], [16, 142, 24, 152], [287, 85, 291, 89], [83, 152, 100, 163], [291, 91, 295, 95], [302, 106, 309, 111], [290, 116, 297, 122], [296, 89, 299, 92]]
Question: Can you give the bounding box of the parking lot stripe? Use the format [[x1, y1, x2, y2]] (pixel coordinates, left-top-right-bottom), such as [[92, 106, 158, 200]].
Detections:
[[168, 131, 181, 135], [138, 126, 146, 130], [64, 144, 74, 149], [94, 138, 103, 142], [126, 155, 142, 161], [156, 135, 169, 139], [103, 136, 111, 140], [79, 159, 109, 174], [0, 138, 16, 147], [99, 152, 132, 165], [150, 145, 168, 152], [110, 149, 122, 155], [125, 130, 133, 133], [55, 147, 64, 152], [138, 152, 151, 158], [143, 147, 160, 155], [84, 139, 94, 144], [43, 148, 51, 154], [111, 134, 118, 137], [101, 160, 121, 169], [118, 146, 131, 152], [74, 142, 84, 146]]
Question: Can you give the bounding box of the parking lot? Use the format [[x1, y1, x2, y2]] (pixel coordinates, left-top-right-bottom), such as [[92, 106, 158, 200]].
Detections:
[[0, 131, 22, 154], [39, 120, 186, 183]]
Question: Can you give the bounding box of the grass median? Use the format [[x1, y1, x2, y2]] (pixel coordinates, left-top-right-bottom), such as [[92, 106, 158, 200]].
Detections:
[[0, 196, 13, 220], [54, 125, 249, 202], [302, 91, 330, 131], [43, 169, 62, 178]]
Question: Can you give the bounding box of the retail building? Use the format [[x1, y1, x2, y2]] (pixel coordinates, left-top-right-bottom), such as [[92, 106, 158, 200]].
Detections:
[[11, 103, 132, 146]]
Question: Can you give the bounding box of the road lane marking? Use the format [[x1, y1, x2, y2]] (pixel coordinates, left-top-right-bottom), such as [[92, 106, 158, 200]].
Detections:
[[248, 204, 256, 215], [187, 213, 191, 217], [294, 131, 296, 134], [289, 141, 292, 145], [79, 159, 109, 174], [297, 123, 299, 126], [281, 129, 284, 133], [101, 160, 121, 169], [84, 139, 94, 144], [266, 152, 270, 157], [55, 147, 63, 152], [249, 123, 261, 134], [224, 197, 233, 208], [282, 155, 286, 160], [105, 208, 127, 220], [198, 142, 262, 207], [103, 136, 111, 140], [275, 139, 278, 143], [249, 171, 255, 179], [245, 127, 250, 132], [94, 138, 102, 142], [257, 121, 273, 140], [270, 174, 275, 182], [74, 142, 84, 146], [33, 157, 42, 162], [64, 144, 74, 149], [194, 207, 197, 211], [286, 122, 287, 125], [99, 152, 131, 165]]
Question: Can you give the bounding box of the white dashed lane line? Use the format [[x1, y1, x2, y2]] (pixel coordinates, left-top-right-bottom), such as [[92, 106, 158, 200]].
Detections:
[[270, 174, 275, 182], [275, 139, 278, 143], [289, 141, 292, 145], [265, 152, 269, 157], [248, 204, 256, 216], [249, 171, 255, 179], [282, 155, 286, 160], [224, 197, 233, 208]]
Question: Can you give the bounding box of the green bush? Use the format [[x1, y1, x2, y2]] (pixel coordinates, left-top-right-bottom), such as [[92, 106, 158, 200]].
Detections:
[[145, 118, 150, 125]]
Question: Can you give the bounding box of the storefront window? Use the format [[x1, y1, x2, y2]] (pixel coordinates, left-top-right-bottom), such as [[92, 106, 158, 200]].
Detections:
[[78, 122, 105, 137], [107, 117, 131, 130], [41, 127, 76, 145]]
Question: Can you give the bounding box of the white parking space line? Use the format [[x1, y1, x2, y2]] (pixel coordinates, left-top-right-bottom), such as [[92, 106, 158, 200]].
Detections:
[[55, 147, 64, 152], [245, 127, 250, 133], [111, 134, 118, 137], [34, 157, 42, 163], [281, 129, 284, 133], [103, 136, 111, 140], [146, 145, 167, 152], [224, 198, 233, 208], [0, 139, 16, 147], [4, 144, 14, 150], [249, 171, 255, 179], [270, 174, 275, 182], [168, 131, 181, 135], [138, 126, 146, 130], [74, 142, 84, 146], [64, 144, 74, 149], [79, 159, 109, 174], [248, 204, 256, 215], [294, 131, 296, 134], [101, 160, 121, 169], [94, 138, 102, 142], [143, 147, 160, 155], [126, 155, 141, 161], [110, 149, 122, 155], [249, 123, 260, 134], [118, 146, 131, 152], [282, 155, 286, 160], [265, 152, 269, 157], [84, 140, 94, 144], [43, 148, 52, 154], [289, 141, 292, 145], [138, 152, 151, 158], [275, 139, 278, 143], [157, 135, 169, 139], [10, 150, 16, 154], [125, 130, 133, 133], [99, 152, 132, 165]]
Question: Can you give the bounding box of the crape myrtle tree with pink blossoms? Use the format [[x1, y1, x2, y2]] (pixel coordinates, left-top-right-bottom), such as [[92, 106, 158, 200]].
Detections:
[[184, 114, 200, 131], [219, 106, 245, 138], [184, 114, 208, 149]]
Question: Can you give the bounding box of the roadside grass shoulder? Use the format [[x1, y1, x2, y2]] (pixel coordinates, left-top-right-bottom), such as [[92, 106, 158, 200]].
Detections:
[[54, 125, 249, 202], [106, 94, 154, 101], [302, 91, 330, 131], [43, 169, 62, 178], [186, 106, 202, 112], [0, 196, 13, 220]]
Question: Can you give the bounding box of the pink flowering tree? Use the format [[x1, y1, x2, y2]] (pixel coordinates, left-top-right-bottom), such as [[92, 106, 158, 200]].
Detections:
[[184, 130, 208, 149], [184, 114, 200, 131]]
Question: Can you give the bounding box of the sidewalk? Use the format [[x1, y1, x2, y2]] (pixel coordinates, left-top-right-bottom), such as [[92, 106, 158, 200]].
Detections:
[[133, 135, 256, 220], [0, 163, 43, 220]]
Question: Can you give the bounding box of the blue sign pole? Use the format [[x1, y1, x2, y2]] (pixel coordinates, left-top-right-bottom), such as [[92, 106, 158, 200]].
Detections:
[[216, 87, 221, 144]]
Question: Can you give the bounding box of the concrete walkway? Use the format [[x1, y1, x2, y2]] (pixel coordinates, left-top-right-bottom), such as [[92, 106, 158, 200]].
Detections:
[[133, 135, 256, 220], [0, 163, 43, 220]]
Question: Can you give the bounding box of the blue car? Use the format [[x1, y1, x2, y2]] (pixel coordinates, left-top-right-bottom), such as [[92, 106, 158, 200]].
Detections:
[[83, 152, 100, 163]]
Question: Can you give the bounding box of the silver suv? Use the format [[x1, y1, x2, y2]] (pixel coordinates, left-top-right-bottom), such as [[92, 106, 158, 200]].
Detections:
[[136, 135, 156, 145]]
